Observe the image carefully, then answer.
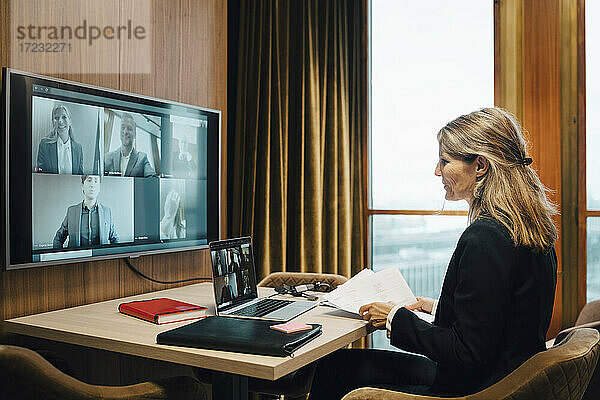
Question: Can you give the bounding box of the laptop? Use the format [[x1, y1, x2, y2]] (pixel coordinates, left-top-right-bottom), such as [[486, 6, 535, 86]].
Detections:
[[209, 237, 317, 322]]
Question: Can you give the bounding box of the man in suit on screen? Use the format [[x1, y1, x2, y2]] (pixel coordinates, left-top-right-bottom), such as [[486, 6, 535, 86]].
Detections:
[[53, 175, 119, 248], [104, 112, 155, 177]]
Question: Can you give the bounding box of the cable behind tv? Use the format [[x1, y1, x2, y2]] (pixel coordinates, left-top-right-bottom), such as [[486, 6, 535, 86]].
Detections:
[[123, 258, 210, 285]]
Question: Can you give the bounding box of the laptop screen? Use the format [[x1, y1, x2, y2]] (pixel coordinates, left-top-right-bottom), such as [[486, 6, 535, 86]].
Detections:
[[209, 237, 258, 311]]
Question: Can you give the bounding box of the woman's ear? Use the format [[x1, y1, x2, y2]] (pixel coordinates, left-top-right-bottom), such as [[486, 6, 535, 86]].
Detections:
[[475, 155, 489, 178]]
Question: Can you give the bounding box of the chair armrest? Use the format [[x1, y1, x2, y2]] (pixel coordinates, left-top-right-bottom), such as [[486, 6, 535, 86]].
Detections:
[[257, 272, 348, 291], [576, 300, 600, 325], [98, 376, 206, 400], [554, 321, 600, 346], [0, 345, 206, 400], [342, 387, 458, 400]]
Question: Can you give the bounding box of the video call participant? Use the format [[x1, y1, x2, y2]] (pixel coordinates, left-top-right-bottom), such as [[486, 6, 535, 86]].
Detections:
[[36, 103, 84, 175], [241, 247, 252, 266], [213, 251, 224, 276], [309, 108, 558, 399], [160, 190, 186, 239], [231, 253, 246, 296], [220, 274, 235, 303], [240, 270, 251, 295], [104, 113, 156, 177], [53, 175, 119, 249], [223, 251, 234, 274], [171, 139, 198, 178]]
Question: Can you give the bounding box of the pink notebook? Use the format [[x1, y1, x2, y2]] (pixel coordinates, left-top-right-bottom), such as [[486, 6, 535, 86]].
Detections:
[[270, 321, 313, 333]]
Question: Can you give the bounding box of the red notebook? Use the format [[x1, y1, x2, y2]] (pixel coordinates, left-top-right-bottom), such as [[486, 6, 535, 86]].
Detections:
[[119, 298, 208, 324]]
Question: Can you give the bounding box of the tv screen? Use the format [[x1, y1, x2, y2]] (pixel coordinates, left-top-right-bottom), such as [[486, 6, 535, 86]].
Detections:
[[2, 68, 221, 269]]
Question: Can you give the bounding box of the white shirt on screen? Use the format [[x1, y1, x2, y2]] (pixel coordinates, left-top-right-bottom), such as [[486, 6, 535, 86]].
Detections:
[[57, 137, 72, 175], [120, 151, 131, 176]]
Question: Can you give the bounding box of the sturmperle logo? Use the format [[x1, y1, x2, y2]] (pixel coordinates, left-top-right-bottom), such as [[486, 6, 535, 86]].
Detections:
[[11, 0, 152, 74], [16, 20, 147, 46]]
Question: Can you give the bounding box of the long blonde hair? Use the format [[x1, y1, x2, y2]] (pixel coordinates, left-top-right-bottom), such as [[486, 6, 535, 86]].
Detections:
[[437, 107, 558, 250], [44, 103, 73, 143]]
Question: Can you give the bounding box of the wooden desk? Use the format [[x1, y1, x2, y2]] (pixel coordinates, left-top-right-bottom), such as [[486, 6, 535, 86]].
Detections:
[[4, 282, 368, 400]]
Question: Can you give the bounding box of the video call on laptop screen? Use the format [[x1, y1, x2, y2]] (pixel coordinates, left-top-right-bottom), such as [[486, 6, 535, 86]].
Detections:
[[210, 238, 258, 310], [5, 70, 221, 268]]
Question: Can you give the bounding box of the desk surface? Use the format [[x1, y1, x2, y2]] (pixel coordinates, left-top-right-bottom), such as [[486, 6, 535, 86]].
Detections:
[[4, 282, 368, 380]]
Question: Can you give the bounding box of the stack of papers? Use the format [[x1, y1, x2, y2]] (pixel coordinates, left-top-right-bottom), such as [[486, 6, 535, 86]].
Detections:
[[322, 267, 434, 323]]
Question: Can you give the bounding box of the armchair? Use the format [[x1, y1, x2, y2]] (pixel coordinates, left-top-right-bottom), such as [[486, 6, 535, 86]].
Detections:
[[341, 328, 600, 400], [0, 344, 206, 400]]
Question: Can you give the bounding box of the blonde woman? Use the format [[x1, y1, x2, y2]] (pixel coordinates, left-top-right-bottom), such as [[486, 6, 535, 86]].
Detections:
[[36, 103, 84, 175], [309, 108, 558, 399]]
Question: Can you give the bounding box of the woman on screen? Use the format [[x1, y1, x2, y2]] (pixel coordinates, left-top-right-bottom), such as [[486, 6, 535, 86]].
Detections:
[[171, 138, 198, 178], [36, 103, 84, 175], [309, 108, 558, 399], [160, 189, 186, 240]]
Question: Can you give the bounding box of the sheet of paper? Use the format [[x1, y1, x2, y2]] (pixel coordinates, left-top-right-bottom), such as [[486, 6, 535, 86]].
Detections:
[[370, 267, 417, 306], [322, 267, 418, 315]]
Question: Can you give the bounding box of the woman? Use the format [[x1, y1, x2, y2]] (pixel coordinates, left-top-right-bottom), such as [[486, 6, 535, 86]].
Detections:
[[309, 107, 558, 399], [36, 103, 84, 175], [160, 190, 186, 239], [172, 138, 198, 178]]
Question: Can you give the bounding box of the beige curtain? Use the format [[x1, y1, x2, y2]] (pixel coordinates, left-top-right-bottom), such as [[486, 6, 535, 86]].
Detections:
[[229, 0, 365, 282]]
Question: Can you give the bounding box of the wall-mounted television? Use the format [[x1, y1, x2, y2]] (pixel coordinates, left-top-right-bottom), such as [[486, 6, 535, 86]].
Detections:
[[2, 68, 221, 270]]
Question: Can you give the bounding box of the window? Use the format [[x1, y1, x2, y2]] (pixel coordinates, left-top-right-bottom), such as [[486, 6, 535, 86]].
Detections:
[[369, 0, 494, 349]]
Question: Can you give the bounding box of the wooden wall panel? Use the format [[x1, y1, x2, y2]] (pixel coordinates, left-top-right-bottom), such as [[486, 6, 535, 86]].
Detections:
[[179, 0, 209, 107], [0, 2, 8, 69], [0, 0, 225, 326], [209, 0, 228, 236], [577, 0, 587, 320], [496, 0, 566, 338], [494, 0, 524, 121], [149, 0, 182, 101], [118, 1, 155, 96], [560, 0, 582, 326], [522, 0, 562, 337]]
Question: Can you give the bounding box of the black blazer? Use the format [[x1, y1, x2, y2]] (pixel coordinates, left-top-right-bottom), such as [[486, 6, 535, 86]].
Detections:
[[390, 218, 557, 395], [104, 147, 155, 177], [36, 137, 84, 175]]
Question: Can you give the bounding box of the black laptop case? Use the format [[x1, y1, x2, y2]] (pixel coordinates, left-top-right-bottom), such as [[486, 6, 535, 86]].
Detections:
[[156, 316, 322, 357]]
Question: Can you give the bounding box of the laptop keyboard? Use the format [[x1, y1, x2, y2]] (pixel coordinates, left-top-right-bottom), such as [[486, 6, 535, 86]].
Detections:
[[230, 298, 293, 317]]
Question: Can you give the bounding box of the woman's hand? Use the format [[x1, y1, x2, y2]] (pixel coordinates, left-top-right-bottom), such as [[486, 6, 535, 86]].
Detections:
[[406, 297, 435, 314], [358, 302, 394, 330], [164, 190, 181, 218]]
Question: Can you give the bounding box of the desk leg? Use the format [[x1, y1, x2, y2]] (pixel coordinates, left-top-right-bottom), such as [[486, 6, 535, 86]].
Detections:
[[212, 371, 248, 400]]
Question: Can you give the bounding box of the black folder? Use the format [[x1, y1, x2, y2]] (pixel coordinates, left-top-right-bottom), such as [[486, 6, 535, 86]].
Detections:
[[156, 316, 322, 357]]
